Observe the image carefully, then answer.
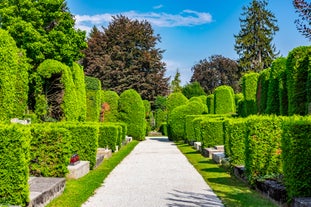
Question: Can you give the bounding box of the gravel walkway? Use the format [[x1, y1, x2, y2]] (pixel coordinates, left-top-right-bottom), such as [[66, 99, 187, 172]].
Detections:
[[82, 137, 224, 207]]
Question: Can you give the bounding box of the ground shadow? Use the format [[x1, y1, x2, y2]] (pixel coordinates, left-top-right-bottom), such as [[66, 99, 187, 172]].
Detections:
[[166, 189, 223, 207], [148, 137, 171, 142]]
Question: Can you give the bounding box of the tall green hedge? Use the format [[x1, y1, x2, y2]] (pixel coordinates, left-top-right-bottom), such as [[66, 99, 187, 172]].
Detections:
[[29, 124, 71, 177], [118, 89, 146, 140], [167, 92, 188, 116], [36, 59, 78, 121], [279, 66, 288, 116], [85, 76, 102, 122], [214, 85, 235, 114], [143, 100, 152, 135], [98, 123, 119, 152], [71, 63, 87, 121], [57, 123, 98, 169], [286, 46, 311, 115], [189, 96, 208, 113], [168, 101, 205, 140], [245, 116, 283, 184], [257, 68, 270, 114], [0, 29, 30, 122], [200, 118, 225, 148], [101, 90, 120, 122], [224, 118, 247, 166], [282, 117, 311, 200], [242, 72, 259, 116], [185, 115, 206, 142], [0, 125, 30, 207], [266, 58, 287, 115], [155, 109, 167, 130], [206, 94, 215, 114]]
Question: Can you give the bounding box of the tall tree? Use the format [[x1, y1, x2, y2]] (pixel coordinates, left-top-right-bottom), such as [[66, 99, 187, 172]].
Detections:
[[190, 55, 242, 94], [234, 0, 279, 72], [83, 15, 169, 101], [171, 69, 182, 93], [293, 0, 311, 41], [0, 0, 87, 67]]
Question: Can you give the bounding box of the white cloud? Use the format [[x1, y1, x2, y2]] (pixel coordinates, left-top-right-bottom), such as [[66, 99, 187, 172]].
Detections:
[[73, 10, 212, 33], [164, 59, 191, 85], [153, 4, 164, 9]]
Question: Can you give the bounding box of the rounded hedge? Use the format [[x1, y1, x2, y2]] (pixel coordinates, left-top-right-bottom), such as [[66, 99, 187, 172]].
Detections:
[[206, 94, 214, 114], [214, 85, 235, 114], [242, 72, 259, 116], [118, 89, 146, 140], [101, 90, 120, 122]]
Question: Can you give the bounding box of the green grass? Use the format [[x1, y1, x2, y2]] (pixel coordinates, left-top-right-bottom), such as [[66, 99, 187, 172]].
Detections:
[[176, 142, 278, 207], [47, 140, 139, 207]]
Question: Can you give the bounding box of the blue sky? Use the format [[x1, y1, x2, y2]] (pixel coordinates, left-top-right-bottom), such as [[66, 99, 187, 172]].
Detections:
[[67, 0, 310, 85]]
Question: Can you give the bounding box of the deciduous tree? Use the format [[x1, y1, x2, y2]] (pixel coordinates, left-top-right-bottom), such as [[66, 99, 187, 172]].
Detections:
[[293, 0, 311, 41]]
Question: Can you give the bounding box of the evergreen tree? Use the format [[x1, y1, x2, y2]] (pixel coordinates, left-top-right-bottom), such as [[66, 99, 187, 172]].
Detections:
[[182, 82, 206, 99], [234, 0, 279, 72], [293, 0, 311, 41], [171, 69, 182, 93], [83, 15, 169, 101]]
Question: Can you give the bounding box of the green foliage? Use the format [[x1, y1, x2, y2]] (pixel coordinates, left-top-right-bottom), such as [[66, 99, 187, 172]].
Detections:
[[0, 29, 30, 121], [159, 122, 168, 136], [118, 89, 146, 140], [182, 81, 206, 99], [214, 85, 235, 114], [155, 109, 167, 130], [167, 92, 188, 113], [85, 77, 102, 122], [36, 59, 79, 121], [224, 118, 247, 166], [200, 118, 225, 147], [98, 123, 119, 152], [168, 101, 205, 140], [171, 69, 182, 93], [279, 63, 288, 116], [185, 115, 206, 142], [0, 125, 30, 206], [72, 63, 87, 121], [234, 0, 279, 72], [101, 90, 120, 122], [206, 94, 215, 114], [245, 116, 283, 185], [29, 124, 71, 177], [154, 96, 167, 111], [242, 72, 259, 116], [57, 123, 98, 169], [282, 117, 311, 200], [257, 68, 270, 114], [266, 57, 287, 115], [286, 46, 311, 115], [189, 96, 208, 113]]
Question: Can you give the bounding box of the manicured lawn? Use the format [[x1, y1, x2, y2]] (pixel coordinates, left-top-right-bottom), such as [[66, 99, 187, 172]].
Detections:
[[47, 141, 139, 207], [176, 142, 278, 207]]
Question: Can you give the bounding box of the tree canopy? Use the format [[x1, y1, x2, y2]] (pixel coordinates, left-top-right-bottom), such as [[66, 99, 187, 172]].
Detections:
[[190, 55, 242, 94], [234, 0, 279, 72], [83, 15, 169, 101], [293, 0, 311, 41]]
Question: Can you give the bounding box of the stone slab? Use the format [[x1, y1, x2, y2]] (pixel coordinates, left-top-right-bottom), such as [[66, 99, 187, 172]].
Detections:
[[28, 177, 65, 207], [97, 148, 112, 159], [204, 148, 222, 158], [293, 198, 311, 207], [67, 161, 90, 179], [194, 142, 202, 151], [94, 154, 105, 169], [212, 152, 225, 164], [214, 145, 224, 151]]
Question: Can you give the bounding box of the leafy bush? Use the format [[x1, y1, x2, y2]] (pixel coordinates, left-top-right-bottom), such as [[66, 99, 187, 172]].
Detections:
[[242, 72, 259, 116], [189, 96, 208, 113], [98, 123, 119, 151], [159, 122, 168, 136], [245, 116, 283, 184], [266, 58, 287, 115], [0, 125, 30, 206], [182, 81, 206, 99], [214, 85, 235, 114], [143, 100, 152, 135], [257, 68, 270, 114], [206, 94, 215, 114], [224, 118, 247, 166], [279, 66, 288, 116], [282, 117, 311, 200], [168, 101, 205, 140], [155, 109, 167, 130], [118, 89, 146, 140], [286, 46, 311, 115], [29, 124, 71, 177], [85, 76, 102, 122], [101, 90, 119, 122], [200, 117, 225, 148], [185, 115, 206, 142], [166, 92, 188, 116]]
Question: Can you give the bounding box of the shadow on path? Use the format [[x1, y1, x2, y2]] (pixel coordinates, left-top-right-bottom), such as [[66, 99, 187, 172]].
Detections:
[[166, 189, 223, 207], [148, 137, 171, 142]]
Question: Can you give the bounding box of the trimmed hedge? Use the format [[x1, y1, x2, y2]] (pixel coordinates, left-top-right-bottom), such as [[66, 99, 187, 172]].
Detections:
[[118, 89, 146, 140], [282, 117, 311, 200], [155, 109, 167, 130], [0, 125, 30, 207], [257, 68, 270, 114], [57, 123, 98, 169], [214, 85, 235, 114], [206, 94, 214, 114], [159, 122, 168, 136], [168, 101, 205, 140], [185, 115, 206, 142], [279, 66, 288, 116], [242, 72, 259, 116], [286, 46, 311, 115], [85, 76, 102, 122], [266, 58, 287, 115], [200, 117, 225, 148], [98, 123, 119, 152], [29, 124, 71, 177], [101, 90, 119, 122], [224, 118, 247, 166], [245, 116, 283, 184]]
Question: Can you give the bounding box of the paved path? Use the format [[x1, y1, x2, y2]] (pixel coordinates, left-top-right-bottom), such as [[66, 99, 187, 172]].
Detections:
[[82, 137, 223, 207]]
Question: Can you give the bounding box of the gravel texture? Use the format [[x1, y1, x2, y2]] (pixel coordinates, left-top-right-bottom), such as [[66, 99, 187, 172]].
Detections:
[[82, 137, 224, 207]]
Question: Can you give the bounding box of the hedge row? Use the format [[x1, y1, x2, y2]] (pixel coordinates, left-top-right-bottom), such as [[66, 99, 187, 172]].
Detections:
[[85, 76, 102, 122]]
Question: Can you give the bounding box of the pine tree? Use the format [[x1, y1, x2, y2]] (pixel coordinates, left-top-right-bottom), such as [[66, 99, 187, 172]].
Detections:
[[171, 69, 182, 93], [234, 0, 279, 72], [83, 15, 169, 101], [293, 0, 311, 41]]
